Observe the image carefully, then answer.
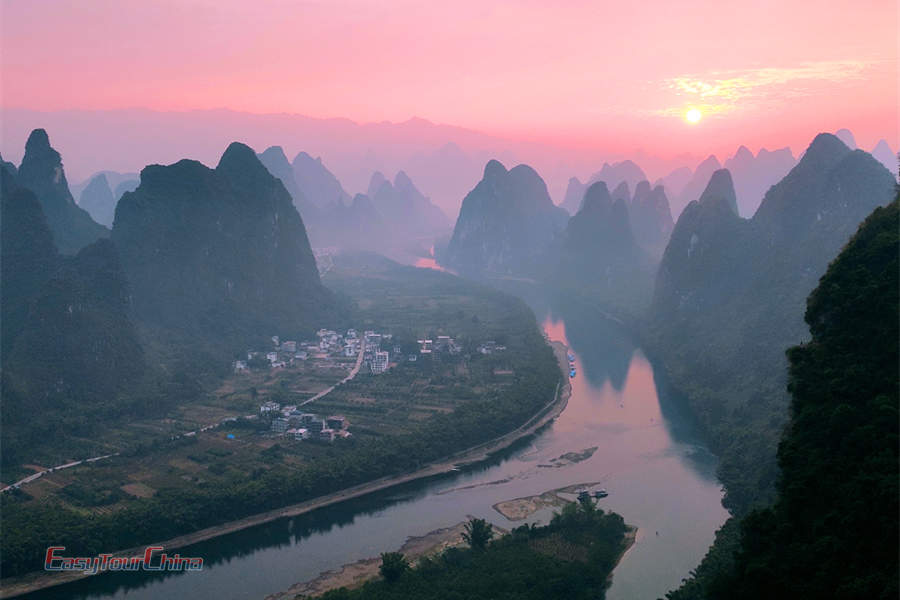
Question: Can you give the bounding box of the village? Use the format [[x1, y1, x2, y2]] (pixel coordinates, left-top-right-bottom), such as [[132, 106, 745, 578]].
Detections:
[[229, 326, 490, 444]]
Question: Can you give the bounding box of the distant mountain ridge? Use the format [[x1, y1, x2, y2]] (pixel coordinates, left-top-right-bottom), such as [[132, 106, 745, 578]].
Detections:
[[77, 173, 116, 227], [442, 159, 568, 276], [649, 133, 897, 513], [15, 129, 108, 254], [560, 160, 648, 214]]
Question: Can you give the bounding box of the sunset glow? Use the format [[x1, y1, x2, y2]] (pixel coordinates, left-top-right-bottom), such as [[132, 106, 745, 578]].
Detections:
[[1, 0, 896, 159]]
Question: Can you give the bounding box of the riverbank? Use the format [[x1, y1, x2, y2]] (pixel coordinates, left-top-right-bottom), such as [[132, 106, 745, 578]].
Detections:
[[263, 520, 511, 599], [0, 342, 571, 599]]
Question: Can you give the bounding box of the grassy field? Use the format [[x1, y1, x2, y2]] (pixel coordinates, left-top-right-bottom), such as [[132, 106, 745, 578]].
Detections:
[[4, 256, 529, 519]]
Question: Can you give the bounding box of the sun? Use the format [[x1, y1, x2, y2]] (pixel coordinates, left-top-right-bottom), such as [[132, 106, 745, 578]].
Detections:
[[685, 108, 702, 124]]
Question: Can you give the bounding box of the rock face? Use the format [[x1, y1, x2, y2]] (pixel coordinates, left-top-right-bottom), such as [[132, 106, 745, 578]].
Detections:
[[1, 164, 145, 458], [629, 180, 674, 255], [550, 181, 654, 311], [113, 142, 336, 347], [443, 160, 568, 276], [15, 129, 108, 254], [649, 133, 897, 511], [706, 197, 899, 600], [292, 151, 351, 209], [671, 155, 721, 219], [368, 170, 449, 236], [724, 145, 796, 217], [0, 165, 59, 354], [653, 169, 749, 316], [78, 173, 116, 227]]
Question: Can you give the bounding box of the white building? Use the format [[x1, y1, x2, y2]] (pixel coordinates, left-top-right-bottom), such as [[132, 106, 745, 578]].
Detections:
[[372, 351, 390, 374]]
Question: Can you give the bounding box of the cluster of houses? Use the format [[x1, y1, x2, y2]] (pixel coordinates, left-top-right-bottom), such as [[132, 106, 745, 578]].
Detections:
[[260, 401, 351, 443], [416, 335, 462, 357], [233, 329, 365, 373], [477, 340, 507, 355], [362, 330, 393, 374]]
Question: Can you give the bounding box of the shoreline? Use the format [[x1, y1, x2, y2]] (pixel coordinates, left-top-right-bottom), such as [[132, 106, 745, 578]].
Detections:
[[263, 519, 512, 599], [0, 342, 572, 599]]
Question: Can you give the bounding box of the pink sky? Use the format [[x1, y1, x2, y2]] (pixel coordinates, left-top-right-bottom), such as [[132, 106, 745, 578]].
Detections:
[[1, 0, 897, 159]]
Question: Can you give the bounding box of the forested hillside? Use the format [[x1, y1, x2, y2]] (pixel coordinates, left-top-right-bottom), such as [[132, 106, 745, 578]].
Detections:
[[670, 197, 898, 599]]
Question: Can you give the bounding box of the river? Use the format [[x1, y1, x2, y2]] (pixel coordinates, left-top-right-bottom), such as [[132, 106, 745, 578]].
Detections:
[[24, 290, 728, 600]]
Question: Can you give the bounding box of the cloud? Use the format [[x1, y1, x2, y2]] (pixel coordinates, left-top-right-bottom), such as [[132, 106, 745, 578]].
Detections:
[[654, 59, 879, 117]]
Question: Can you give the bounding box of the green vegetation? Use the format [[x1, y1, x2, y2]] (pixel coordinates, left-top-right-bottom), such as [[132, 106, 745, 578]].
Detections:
[[462, 518, 494, 551], [0, 258, 561, 579], [322, 504, 630, 600], [649, 135, 896, 516], [668, 199, 899, 599], [379, 552, 410, 582]]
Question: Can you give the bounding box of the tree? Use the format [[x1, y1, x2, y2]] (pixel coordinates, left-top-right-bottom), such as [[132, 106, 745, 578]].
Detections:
[[462, 517, 494, 551], [379, 552, 409, 582]]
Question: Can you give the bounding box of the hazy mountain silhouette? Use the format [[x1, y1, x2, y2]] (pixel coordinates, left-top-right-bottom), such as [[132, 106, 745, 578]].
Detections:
[[834, 127, 857, 149], [629, 180, 674, 256], [671, 155, 721, 218], [368, 170, 450, 236], [560, 160, 647, 214], [113, 142, 337, 349], [15, 129, 108, 254], [653, 166, 693, 200], [113, 178, 139, 201], [545, 181, 655, 313], [71, 170, 139, 202], [723, 146, 796, 217], [442, 160, 568, 276], [77, 173, 116, 227], [257, 145, 319, 220], [871, 139, 897, 177], [611, 181, 631, 204], [291, 151, 352, 209]]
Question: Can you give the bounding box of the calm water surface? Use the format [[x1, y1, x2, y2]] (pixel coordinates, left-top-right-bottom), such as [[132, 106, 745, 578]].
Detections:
[[26, 291, 727, 600]]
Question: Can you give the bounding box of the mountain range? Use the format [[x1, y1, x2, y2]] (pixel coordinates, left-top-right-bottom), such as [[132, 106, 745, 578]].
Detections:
[[1, 161, 147, 463], [15, 129, 109, 254], [560, 160, 648, 214], [2, 130, 345, 464], [441, 160, 568, 276], [649, 132, 897, 513]]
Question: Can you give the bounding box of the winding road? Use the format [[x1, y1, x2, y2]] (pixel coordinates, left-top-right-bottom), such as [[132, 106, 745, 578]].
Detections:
[[2, 339, 369, 493]]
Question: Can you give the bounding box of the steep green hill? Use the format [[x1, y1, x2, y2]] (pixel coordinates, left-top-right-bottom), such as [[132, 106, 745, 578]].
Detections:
[[672, 197, 898, 599]]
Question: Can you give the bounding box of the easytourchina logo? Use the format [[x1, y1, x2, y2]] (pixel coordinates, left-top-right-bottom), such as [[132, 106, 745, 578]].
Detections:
[[44, 546, 204, 575]]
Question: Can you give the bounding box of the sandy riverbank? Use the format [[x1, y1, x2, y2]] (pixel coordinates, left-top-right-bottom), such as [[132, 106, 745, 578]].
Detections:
[[1, 343, 572, 599], [264, 519, 511, 599]]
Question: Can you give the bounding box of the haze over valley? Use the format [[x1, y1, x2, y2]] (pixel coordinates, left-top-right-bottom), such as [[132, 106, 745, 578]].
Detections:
[[1, 2, 897, 600]]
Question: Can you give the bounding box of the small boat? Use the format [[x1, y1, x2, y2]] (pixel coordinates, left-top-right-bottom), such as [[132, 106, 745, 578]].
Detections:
[[569, 370, 576, 378], [577, 490, 591, 501], [593, 489, 608, 499], [567, 353, 575, 361]]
